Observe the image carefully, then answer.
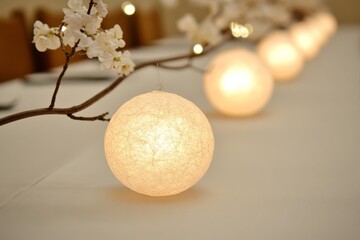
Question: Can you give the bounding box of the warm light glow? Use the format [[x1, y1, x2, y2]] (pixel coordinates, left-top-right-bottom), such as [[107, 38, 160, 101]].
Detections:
[[289, 22, 320, 59], [61, 25, 67, 32], [122, 2, 136, 15], [221, 68, 253, 94], [204, 48, 273, 116], [193, 43, 204, 54], [314, 11, 337, 37], [104, 91, 214, 197], [305, 18, 327, 47], [230, 22, 242, 38], [244, 23, 254, 35], [230, 22, 250, 38], [257, 31, 304, 82]]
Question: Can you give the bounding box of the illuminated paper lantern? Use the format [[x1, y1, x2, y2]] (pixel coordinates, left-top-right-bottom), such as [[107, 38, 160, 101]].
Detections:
[[204, 48, 273, 116], [257, 31, 304, 81], [304, 18, 327, 47], [289, 22, 320, 59], [104, 91, 214, 197], [314, 11, 337, 37]]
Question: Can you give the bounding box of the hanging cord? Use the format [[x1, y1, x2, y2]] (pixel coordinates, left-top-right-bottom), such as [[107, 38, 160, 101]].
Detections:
[[156, 62, 164, 91]]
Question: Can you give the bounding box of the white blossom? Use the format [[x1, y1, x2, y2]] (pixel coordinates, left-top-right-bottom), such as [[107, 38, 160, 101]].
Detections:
[[94, 0, 108, 17], [113, 51, 135, 76], [104, 24, 126, 48], [63, 0, 102, 34], [98, 52, 115, 69], [96, 50, 135, 76], [63, 8, 86, 30], [177, 14, 198, 35], [33, 21, 60, 52], [33, 0, 134, 77], [67, 0, 86, 12], [178, 14, 222, 45], [62, 27, 77, 47], [72, 30, 94, 49], [84, 24, 131, 76], [83, 14, 102, 35], [86, 25, 125, 58], [195, 18, 222, 45]]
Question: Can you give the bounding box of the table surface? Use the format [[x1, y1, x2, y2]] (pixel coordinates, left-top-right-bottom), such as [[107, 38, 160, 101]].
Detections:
[[0, 26, 359, 240]]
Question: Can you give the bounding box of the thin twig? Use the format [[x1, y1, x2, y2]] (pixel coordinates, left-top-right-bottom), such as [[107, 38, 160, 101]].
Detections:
[[87, 0, 95, 14], [67, 112, 110, 121], [48, 0, 95, 109], [48, 55, 70, 109], [158, 61, 192, 70], [157, 59, 207, 73]]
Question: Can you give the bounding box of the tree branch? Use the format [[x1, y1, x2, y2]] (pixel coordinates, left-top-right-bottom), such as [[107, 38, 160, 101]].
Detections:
[[87, 0, 95, 15], [48, 55, 70, 109], [67, 112, 110, 121], [48, 0, 94, 109], [48, 39, 81, 110], [0, 34, 232, 126], [158, 60, 207, 73]]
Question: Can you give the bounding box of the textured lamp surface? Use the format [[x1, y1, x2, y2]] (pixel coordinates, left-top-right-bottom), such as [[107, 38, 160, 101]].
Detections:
[[204, 48, 273, 116], [289, 22, 320, 60], [104, 91, 214, 197], [257, 31, 304, 82]]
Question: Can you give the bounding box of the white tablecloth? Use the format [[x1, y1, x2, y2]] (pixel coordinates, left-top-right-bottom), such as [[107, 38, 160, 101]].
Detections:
[[0, 26, 359, 239]]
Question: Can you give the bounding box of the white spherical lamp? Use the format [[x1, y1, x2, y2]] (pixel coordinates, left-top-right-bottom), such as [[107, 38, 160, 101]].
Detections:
[[314, 11, 337, 37], [289, 22, 320, 60], [104, 91, 214, 197], [204, 48, 273, 116], [257, 31, 304, 82], [305, 18, 328, 47]]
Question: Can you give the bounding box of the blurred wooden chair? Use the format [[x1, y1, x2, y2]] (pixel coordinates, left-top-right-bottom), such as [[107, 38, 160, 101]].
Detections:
[[133, 8, 163, 46], [0, 11, 35, 83], [35, 8, 87, 71]]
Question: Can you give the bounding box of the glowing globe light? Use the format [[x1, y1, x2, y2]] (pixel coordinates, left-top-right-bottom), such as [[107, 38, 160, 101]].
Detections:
[[305, 18, 328, 47], [122, 1, 136, 15], [193, 43, 204, 55], [204, 48, 273, 116], [230, 22, 250, 38], [314, 11, 337, 37], [104, 91, 214, 197], [289, 22, 320, 59], [257, 31, 304, 82]]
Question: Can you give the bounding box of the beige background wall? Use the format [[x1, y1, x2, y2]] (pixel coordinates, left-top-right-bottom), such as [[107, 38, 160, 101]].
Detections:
[[0, 0, 359, 37]]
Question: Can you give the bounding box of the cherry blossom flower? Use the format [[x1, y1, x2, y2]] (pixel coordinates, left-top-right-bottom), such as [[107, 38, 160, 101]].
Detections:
[[67, 0, 86, 12], [94, 0, 108, 17], [177, 14, 222, 46], [113, 51, 135, 76], [33, 0, 134, 77], [33, 21, 60, 52], [177, 14, 198, 36]]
